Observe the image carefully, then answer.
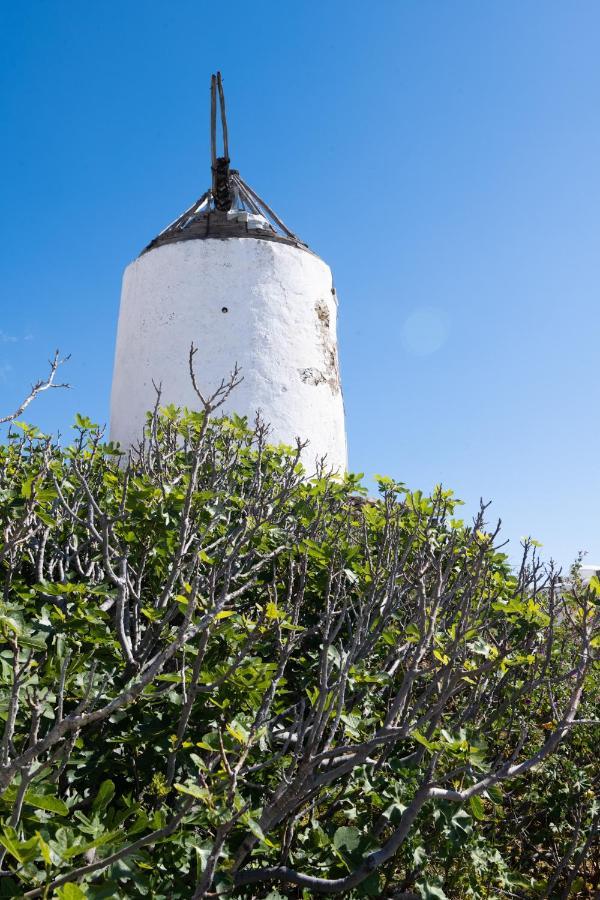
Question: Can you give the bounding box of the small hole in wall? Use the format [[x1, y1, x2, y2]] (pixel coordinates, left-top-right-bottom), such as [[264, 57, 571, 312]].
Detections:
[[221, 307, 228, 313]]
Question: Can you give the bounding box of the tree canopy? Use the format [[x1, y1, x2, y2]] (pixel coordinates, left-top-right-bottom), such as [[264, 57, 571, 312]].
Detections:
[[0, 403, 598, 898]]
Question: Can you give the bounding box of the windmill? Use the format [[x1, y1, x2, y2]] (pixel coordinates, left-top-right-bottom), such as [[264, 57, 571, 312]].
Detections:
[[110, 73, 347, 471]]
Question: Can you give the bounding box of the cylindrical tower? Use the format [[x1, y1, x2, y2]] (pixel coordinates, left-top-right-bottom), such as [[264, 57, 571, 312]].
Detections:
[[110, 73, 346, 471]]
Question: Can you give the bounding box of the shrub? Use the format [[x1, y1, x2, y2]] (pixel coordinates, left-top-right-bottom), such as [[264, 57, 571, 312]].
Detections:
[[0, 406, 598, 898]]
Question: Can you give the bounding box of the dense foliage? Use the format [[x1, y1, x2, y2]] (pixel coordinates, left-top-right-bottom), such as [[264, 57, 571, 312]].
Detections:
[[0, 404, 598, 898]]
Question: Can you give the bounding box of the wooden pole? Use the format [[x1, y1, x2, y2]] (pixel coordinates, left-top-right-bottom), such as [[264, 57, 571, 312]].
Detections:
[[210, 74, 217, 197], [230, 174, 260, 214], [155, 193, 209, 238], [236, 175, 299, 241], [217, 71, 229, 160]]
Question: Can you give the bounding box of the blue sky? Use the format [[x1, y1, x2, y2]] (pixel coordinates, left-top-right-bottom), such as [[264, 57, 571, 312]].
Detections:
[[1, 2, 599, 567]]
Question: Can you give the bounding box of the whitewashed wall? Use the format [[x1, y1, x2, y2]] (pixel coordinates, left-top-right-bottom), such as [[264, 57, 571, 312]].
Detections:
[[110, 237, 347, 472]]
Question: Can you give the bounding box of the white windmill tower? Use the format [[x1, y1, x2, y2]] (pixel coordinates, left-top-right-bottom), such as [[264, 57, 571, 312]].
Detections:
[[110, 73, 347, 471]]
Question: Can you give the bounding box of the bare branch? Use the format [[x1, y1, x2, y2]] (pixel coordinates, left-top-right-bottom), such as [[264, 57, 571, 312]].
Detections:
[[0, 350, 70, 424]]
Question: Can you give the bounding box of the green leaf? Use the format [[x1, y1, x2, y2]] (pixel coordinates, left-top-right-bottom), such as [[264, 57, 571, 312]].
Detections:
[[226, 720, 249, 744], [413, 844, 427, 866], [469, 795, 486, 821], [487, 784, 503, 805], [0, 829, 38, 865], [17, 631, 47, 651], [589, 575, 600, 597], [174, 783, 210, 801], [0, 829, 26, 863], [36, 831, 53, 866], [405, 622, 421, 643], [340, 713, 361, 739], [74, 413, 96, 430], [62, 830, 122, 860], [413, 731, 439, 751], [344, 568, 359, 585], [193, 842, 214, 874], [36, 487, 58, 502], [450, 808, 472, 835], [416, 878, 449, 900], [92, 779, 115, 812], [333, 825, 361, 855], [243, 815, 277, 848], [56, 883, 87, 899], [24, 792, 69, 816], [141, 606, 163, 622], [36, 509, 58, 527], [382, 801, 407, 825], [21, 478, 34, 499], [265, 601, 283, 620]]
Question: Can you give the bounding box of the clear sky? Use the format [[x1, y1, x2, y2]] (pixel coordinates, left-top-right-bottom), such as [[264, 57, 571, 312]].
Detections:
[[1, 2, 599, 568]]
